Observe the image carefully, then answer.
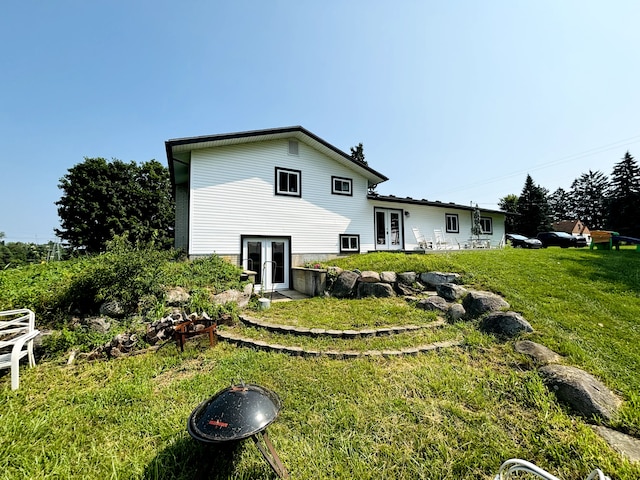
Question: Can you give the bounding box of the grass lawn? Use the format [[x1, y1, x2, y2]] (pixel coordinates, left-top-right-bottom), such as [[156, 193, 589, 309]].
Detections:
[[1, 248, 639, 479]]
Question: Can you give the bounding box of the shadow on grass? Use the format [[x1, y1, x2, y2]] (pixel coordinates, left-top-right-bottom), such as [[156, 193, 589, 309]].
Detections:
[[564, 250, 640, 293], [143, 436, 272, 480]]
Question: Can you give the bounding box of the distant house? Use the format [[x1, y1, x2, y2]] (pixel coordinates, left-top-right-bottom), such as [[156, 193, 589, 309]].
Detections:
[[553, 220, 591, 242], [166, 126, 506, 291]]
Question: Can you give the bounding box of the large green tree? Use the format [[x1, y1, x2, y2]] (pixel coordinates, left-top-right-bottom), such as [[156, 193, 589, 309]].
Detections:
[[569, 170, 609, 230], [55, 158, 174, 253], [515, 175, 552, 237], [498, 194, 519, 233], [606, 151, 640, 236], [547, 187, 573, 222]]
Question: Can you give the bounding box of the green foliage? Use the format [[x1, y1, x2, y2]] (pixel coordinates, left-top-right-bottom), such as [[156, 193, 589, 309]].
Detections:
[[55, 157, 174, 253], [515, 174, 552, 236], [607, 151, 640, 236], [570, 170, 610, 230]]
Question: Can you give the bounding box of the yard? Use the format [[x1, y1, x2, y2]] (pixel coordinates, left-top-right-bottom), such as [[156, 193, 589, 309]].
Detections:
[[1, 248, 639, 479]]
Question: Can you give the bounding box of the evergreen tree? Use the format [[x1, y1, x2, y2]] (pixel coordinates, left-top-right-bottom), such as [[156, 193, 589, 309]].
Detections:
[[350, 143, 367, 165], [515, 175, 552, 237], [569, 170, 609, 230], [548, 187, 573, 222], [606, 151, 640, 236]]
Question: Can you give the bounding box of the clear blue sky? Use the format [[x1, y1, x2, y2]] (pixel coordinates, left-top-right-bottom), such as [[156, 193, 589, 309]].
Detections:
[[2, 1, 640, 243]]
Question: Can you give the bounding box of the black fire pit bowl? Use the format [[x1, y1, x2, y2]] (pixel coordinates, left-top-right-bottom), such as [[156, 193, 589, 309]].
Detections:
[[187, 382, 289, 478]]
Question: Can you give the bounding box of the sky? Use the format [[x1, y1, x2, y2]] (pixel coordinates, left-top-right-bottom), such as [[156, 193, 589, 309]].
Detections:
[[2, 1, 640, 243]]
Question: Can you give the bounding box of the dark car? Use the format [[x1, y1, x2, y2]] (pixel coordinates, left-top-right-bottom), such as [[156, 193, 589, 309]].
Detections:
[[536, 231, 587, 248], [505, 233, 543, 249]]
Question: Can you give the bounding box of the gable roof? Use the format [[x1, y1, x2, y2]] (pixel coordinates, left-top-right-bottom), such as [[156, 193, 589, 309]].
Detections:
[[553, 220, 589, 234], [369, 194, 506, 215], [166, 126, 389, 187]]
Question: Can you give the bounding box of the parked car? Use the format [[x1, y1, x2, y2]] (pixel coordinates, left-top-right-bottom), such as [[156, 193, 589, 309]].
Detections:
[[536, 231, 588, 248], [505, 233, 543, 249]]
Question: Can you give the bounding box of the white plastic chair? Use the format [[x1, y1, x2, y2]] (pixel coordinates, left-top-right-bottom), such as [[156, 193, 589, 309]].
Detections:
[[494, 459, 610, 480], [412, 227, 433, 251], [0, 309, 39, 390]]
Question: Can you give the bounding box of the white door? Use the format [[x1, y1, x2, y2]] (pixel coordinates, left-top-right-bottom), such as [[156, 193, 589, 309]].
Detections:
[[375, 208, 403, 250], [242, 237, 290, 291]]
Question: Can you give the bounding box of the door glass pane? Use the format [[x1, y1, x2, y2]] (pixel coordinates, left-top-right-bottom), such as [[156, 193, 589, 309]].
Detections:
[[376, 211, 386, 245], [271, 242, 285, 283], [248, 241, 262, 284], [390, 213, 400, 245]]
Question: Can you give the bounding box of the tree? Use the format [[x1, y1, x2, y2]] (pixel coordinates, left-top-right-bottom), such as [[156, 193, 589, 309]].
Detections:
[[498, 194, 519, 233], [55, 158, 174, 253], [569, 170, 609, 230], [350, 143, 367, 165], [547, 187, 573, 222], [515, 175, 552, 237], [606, 151, 640, 236]]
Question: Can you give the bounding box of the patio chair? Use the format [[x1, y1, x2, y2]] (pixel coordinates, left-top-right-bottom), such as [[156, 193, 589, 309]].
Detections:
[[412, 227, 433, 251], [0, 309, 39, 390], [494, 458, 610, 480], [434, 229, 455, 250]]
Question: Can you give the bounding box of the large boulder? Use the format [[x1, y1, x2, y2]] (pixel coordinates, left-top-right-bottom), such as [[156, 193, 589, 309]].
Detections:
[[212, 289, 251, 308], [420, 271, 461, 287], [397, 272, 417, 285], [514, 340, 562, 365], [436, 283, 467, 301], [331, 270, 360, 298], [462, 290, 509, 318], [357, 282, 395, 298], [447, 303, 466, 322], [380, 271, 397, 284], [360, 271, 381, 283], [165, 286, 190, 306], [479, 311, 533, 337], [416, 295, 449, 313], [539, 365, 622, 421]]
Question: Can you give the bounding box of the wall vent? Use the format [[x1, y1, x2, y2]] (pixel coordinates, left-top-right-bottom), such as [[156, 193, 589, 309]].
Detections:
[[288, 140, 299, 155]]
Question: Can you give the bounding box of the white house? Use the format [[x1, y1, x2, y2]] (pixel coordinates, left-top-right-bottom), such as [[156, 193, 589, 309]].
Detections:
[[166, 126, 506, 291]]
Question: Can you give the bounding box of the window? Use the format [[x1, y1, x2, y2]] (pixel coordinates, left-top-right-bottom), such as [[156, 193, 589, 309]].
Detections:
[[445, 213, 459, 233], [275, 167, 301, 197], [480, 216, 493, 234], [339, 234, 360, 253], [332, 176, 352, 196]]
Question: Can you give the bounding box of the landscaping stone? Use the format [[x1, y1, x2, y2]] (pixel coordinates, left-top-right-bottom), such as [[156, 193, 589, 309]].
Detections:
[[416, 296, 449, 313], [359, 270, 381, 283], [331, 270, 360, 298], [357, 282, 396, 298], [99, 300, 126, 318], [420, 271, 461, 287], [539, 364, 622, 421], [380, 271, 397, 284], [591, 426, 640, 463], [213, 289, 251, 308], [447, 303, 466, 322], [435, 283, 467, 301], [87, 317, 112, 334], [462, 290, 509, 318], [514, 340, 562, 364], [480, 311, 533, 337], [165, 287, 190, 306], [397, 272, 417, 285]]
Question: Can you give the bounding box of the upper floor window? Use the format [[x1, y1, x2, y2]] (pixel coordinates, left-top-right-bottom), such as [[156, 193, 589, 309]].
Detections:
[[275, 167, 301, 197], [332, 176, 353, 196], [445, 213, 459, 233], [480, 217, 493, 234]]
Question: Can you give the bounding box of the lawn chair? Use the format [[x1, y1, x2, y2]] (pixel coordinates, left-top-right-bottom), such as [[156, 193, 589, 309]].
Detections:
[[494, 459, 610, 480], [434, 229, 454, 250], [412, 227, 433, 251], [0, 309, 39, 390]]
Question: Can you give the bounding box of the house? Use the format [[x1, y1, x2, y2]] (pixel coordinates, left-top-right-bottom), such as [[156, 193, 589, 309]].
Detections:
[[553, 220, 591, 243], [166, 126, 506, 291]]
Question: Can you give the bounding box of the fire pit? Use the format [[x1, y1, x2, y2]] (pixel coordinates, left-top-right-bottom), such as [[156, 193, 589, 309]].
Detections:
[[187, 382, 289, 479]]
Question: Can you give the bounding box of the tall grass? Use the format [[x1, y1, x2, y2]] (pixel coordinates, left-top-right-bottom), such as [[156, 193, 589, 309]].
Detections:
[[1, 248, 639, 479]]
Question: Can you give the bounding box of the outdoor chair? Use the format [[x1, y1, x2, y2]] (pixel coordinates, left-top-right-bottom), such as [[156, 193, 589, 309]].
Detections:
[[0, 309, 39, 390], [412, 227, 433, 251], [434, 229, 456, 250], [494, 458, 610, 480]]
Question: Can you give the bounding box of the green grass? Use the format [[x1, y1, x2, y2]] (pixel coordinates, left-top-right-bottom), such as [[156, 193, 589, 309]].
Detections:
[[2, 248, 640, 479]]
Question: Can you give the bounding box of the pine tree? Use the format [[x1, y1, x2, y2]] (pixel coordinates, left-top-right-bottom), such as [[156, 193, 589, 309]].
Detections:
[[515, 175, 552, 237], [607, 151, 640, 236], [548, 187, 573, 222], [569, 170, 609, 230]]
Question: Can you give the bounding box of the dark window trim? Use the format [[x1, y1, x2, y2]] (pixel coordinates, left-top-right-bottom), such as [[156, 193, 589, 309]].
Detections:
[[339, 234, 360, 253], [480, 216, 493, 234], [445, 213, 459, 233], [331, 176, 353, 196], [274, 167, 302, 197]]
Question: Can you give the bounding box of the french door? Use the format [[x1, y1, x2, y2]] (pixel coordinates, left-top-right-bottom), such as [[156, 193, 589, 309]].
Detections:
[[242, 237, 290, 291], [375, 208, 403, 250]]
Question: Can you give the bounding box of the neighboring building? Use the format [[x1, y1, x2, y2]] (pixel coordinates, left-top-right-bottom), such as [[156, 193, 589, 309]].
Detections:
[[553, 220, 591, 243], [166, 126, 506, 291]]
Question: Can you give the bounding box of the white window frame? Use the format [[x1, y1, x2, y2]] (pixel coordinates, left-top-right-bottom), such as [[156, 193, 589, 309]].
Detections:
[[480, 216, 493, 234], [332, 176, 353, 196], [339, 234, 360, 253], [445, 213, 459, 233], [275, 167, 301, 197]]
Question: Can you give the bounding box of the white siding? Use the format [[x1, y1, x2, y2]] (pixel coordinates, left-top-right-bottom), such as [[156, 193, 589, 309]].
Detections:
[[189, 139, 373, 257]]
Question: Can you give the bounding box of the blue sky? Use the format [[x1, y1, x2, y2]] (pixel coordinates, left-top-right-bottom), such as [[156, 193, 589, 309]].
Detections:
[[2, 1, 640, 243]]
